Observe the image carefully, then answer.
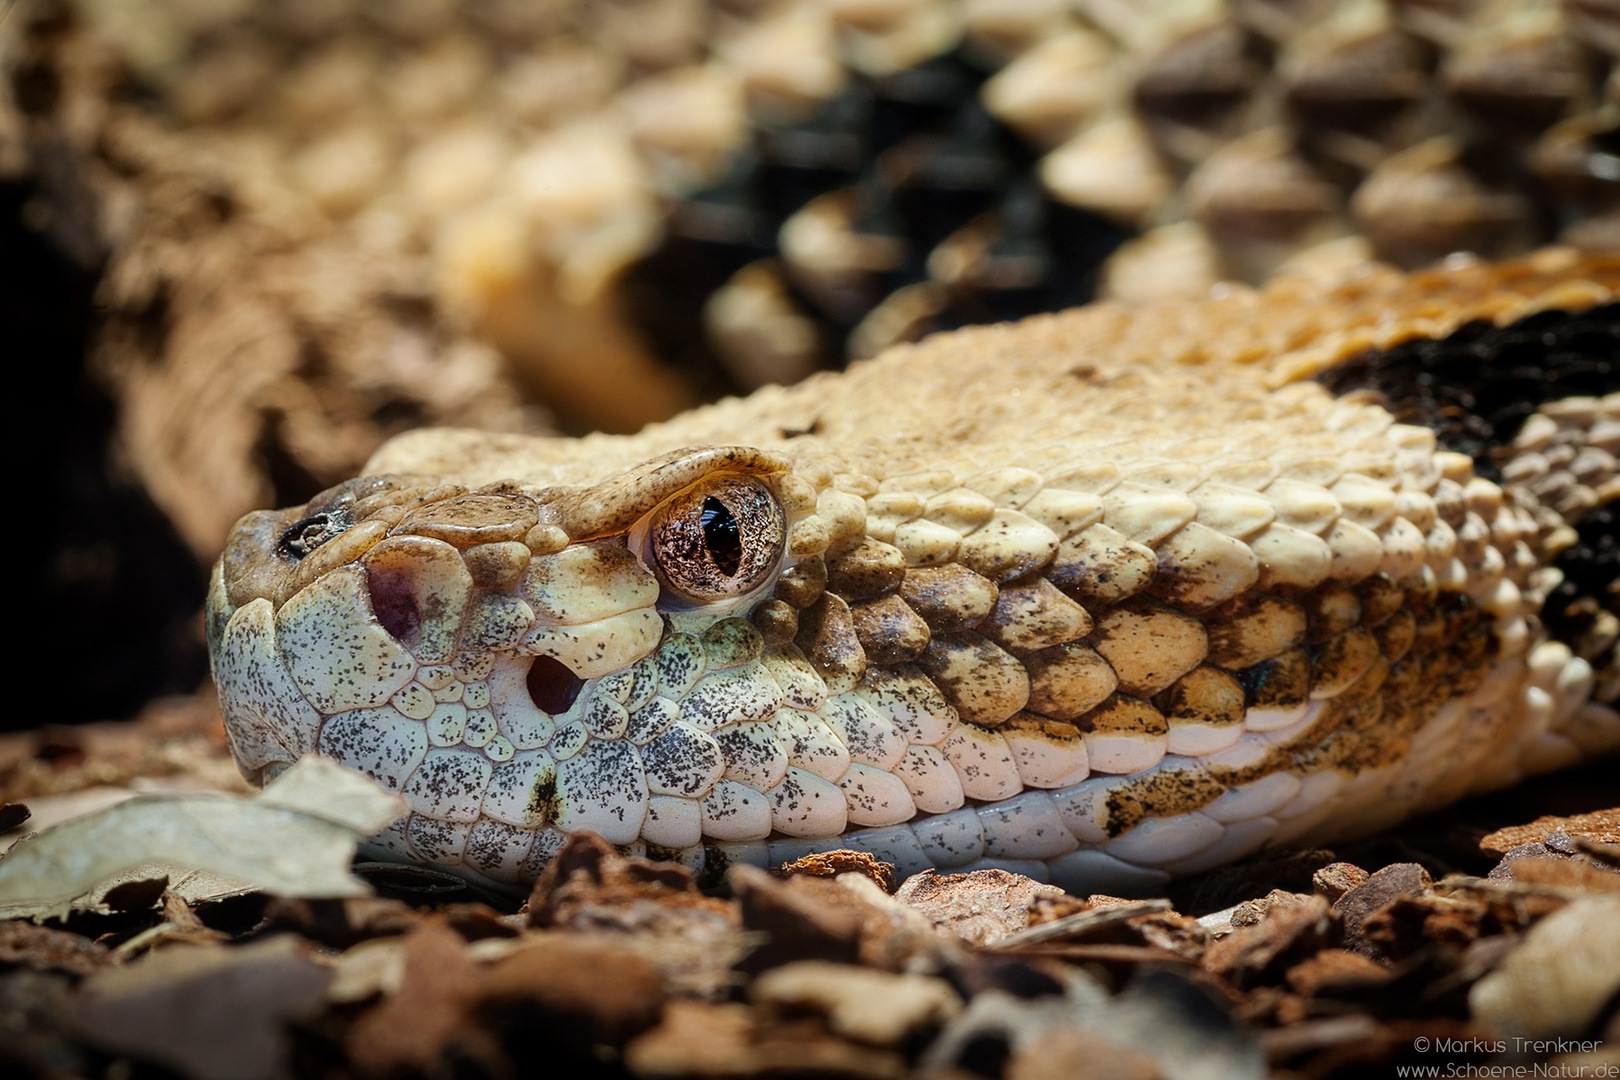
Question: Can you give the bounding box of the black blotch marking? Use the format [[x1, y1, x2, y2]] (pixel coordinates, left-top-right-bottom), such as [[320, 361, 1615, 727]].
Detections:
[[529, 772, 559, 824], [1319, 304, 1620, 661], [1544, 501, 1620, 652], [1317, 304, 1620, 478]]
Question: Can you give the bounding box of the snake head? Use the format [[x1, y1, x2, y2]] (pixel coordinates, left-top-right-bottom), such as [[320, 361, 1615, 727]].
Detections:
[[205, 439, 869, 886]]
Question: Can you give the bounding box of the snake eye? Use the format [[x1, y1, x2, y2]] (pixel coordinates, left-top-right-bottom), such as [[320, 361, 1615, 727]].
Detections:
[[649, 476, 785, 603]]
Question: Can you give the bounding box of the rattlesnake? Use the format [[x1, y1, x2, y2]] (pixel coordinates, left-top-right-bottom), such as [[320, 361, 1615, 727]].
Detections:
[[207, 249, 1620, 895]]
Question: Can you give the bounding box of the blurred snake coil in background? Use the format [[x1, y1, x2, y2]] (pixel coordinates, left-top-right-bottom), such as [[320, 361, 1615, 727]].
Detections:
[[4, 0, 1620, 727]]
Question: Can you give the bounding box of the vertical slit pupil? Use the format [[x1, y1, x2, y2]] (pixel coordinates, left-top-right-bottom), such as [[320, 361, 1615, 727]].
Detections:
[[701, 496, 743, 577]]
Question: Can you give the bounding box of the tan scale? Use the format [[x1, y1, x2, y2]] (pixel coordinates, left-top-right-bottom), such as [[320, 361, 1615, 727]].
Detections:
[[210, 251, 1620, 893]]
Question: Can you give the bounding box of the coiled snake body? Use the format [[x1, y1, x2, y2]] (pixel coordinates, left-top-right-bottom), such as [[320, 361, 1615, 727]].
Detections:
[[208, 250, 1620, 894]]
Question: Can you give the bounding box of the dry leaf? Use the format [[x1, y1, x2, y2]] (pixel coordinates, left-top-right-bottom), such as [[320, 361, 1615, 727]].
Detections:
[[0, 757, 404, 918]]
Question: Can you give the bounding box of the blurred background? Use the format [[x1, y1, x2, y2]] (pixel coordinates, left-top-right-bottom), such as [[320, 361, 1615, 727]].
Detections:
[[6, 0, 1620, 730]]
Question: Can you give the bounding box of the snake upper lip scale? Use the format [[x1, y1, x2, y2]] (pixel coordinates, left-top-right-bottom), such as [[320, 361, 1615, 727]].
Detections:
[[207, 249, 1620, 896]]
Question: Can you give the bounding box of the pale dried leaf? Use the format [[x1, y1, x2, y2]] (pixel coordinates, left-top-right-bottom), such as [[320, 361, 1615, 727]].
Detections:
[[256, 754, 407, 834], [0, 759, 405, 918]]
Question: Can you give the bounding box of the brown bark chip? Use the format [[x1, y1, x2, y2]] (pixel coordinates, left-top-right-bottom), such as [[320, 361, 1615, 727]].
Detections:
[[1490, 854, 1620, 892], [343, 923, 667, 1076], [1229, 889, 1313, 928], [1359, 894, 1481, 960], [1485, 824, 1620, 889], [1310, 862, 1370, 905], [475, 935, 666, 1048], [1331, 862, 1432, 961], [894, 869, 1065, 947], [1479, 807, 1620, 858], [527, 831, 730, 930], [777, 850, 895, 892], [731, 866, 949, 974], [1202, 894, 1336, 990], [515, 833, 743, 999], [1283, 948, 1390, 998], [0, 921, 111, 976], [1437, 875, 1578, 932], [345, 921, 479, 1075], [731, 864, 865, 971]]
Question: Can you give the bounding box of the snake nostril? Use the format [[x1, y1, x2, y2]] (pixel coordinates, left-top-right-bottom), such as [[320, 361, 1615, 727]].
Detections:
[[526, 655, 583, 715], [368, 567, 422, 645], [277, 513, 347, 561]]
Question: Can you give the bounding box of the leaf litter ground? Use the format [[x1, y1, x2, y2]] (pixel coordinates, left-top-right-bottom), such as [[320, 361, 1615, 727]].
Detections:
[[1, 689, 1618, 1080]]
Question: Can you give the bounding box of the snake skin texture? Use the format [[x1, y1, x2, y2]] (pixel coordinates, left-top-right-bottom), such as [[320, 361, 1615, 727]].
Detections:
[[207, 248, 1620, 896]]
